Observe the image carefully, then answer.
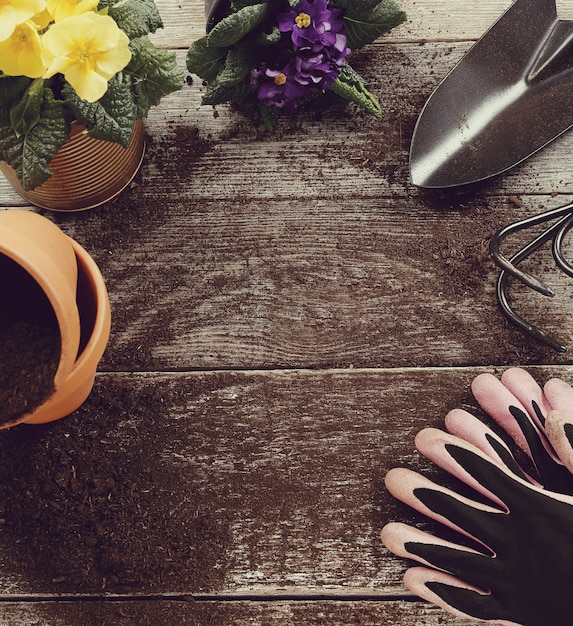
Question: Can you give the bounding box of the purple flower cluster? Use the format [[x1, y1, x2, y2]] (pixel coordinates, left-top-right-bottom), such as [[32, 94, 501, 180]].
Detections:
[[251, 0, 349, 110]]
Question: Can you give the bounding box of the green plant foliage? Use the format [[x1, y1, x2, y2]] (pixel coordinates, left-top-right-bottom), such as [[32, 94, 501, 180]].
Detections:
[[186, 37, 229, 82], [0, 0, 183, 190], [62, 77, 136, 147], [9, 79, 44, 138], [186, 0, 406, 123], [338, 0, 407, 50], [126, 36, 183, 118], [98, 0, 164, 36], [0, 88, 69, 191], [207, 3, 269, 48], [331, 64, 382, 119]]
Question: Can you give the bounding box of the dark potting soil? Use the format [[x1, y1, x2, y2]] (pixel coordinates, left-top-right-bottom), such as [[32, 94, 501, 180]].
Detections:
[[0, 253, 61, 425]]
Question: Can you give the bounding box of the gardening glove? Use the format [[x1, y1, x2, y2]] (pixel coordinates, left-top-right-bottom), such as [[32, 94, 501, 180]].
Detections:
[[445, 367, 573, 493], [381, 414, 573, 626]]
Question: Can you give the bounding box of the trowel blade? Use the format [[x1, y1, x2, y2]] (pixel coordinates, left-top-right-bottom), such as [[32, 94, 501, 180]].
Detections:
[[410, 0, 573, 188]]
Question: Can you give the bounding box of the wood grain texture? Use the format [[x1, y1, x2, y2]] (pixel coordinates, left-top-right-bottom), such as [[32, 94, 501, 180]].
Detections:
[[0, 600, 491, 626], [45, 190, 573, 370]]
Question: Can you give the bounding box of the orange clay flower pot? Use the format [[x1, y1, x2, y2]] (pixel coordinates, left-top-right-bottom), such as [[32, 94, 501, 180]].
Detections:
[[24, 237, 111, 425], [0, 120, 145, 212], [0, 210, 111, 428], [0, 210, 81, 398]]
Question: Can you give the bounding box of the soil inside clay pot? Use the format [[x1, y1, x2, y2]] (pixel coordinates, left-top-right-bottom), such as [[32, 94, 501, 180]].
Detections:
[[0, 253, 61, 426]]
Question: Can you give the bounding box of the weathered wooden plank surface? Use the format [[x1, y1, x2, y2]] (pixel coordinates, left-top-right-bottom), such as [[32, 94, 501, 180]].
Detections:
[[46, 191, 573, 369], [3, 0, 573, 623], [2, 43, 573, 367], [0, 600, 490, 626], [0, 367, 569, 599]]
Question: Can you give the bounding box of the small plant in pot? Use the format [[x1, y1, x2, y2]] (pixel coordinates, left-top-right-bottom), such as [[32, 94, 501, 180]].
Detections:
[[0, 0, 184, 209], [187, 0, 407, 126]]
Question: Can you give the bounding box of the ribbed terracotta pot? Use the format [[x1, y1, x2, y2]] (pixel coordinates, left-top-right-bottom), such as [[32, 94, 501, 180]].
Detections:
[[0, 210, 111, 428], [0, 120, 145, 212]]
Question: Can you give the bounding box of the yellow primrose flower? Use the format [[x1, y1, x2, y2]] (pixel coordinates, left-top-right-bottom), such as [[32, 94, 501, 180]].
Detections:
[[42, 12, 131, 102], [0, 0, 46, 42], [46, 0, 99, 23], [31, 7, 53, 29], [0, 20, 46, 77]]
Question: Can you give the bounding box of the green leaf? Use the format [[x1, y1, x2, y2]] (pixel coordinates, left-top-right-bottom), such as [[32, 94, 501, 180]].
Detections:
[[333, 0, 382, 14], [231, 0, 264, 9], [0, 88, 69, 190], [186, 36, 228, 82], [341, 0, 406, 50], [331, 64, 382, 118], [62, 75, 137, 147], [207, 3, 268, 48], [216, 43, 254, 87], [0, 75, 32, 107], [126, 36, 184, 118], [258, 25, 281, 45], [9, 78, 44, 137], [98, 0, 163, 37], [202, 79, 251, 106]]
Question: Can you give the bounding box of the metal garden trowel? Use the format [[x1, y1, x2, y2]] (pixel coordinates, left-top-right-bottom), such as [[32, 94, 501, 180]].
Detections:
[[410, 0, 573, 188]]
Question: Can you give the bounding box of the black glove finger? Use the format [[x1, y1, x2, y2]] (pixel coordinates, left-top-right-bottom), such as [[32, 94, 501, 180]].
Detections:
[[473, 370, 566, 483], [500, 367, 552, 429], [466, 369, 573, 493], [416, 427, 516, 510], [402, 567, 512, 624], [382, 522, 496, 587], [445, 408, 534, 483], [404, 540, 497, 589], [385, 465, 504, 551], [472, 370, 546, 455], [507, 403, 573, 494]]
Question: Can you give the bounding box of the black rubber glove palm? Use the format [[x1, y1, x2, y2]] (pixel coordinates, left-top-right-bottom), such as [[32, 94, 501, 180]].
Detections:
[[382, 425, 573, 625]]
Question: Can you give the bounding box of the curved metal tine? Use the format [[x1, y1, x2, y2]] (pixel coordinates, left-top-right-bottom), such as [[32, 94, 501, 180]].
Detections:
[[490, 202, 573, 296], [552, 213, 573, 278], [497, 270, 567, 352]]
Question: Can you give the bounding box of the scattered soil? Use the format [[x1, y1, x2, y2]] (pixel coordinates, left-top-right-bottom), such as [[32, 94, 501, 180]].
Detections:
[[0, 254, 60, 425], [0, 375, 232, 593]]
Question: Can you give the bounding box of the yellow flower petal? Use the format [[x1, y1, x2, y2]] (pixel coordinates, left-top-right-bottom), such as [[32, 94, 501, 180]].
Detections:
[[41, 12, 131, 102], [65, 62, 109, 101], [94, 44, 132, 80], [0, 0, 45, 41], [31, 7, 53, 29], [0, 21, 46, 77], [46, 0, 99, 22]]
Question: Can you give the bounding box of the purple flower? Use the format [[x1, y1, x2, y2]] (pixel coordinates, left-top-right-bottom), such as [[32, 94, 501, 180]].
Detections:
[[295, 47, 340, 90], [278, 0, 348, 52], [251, 62, 306, 110], [251, 0, 350, 110]]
